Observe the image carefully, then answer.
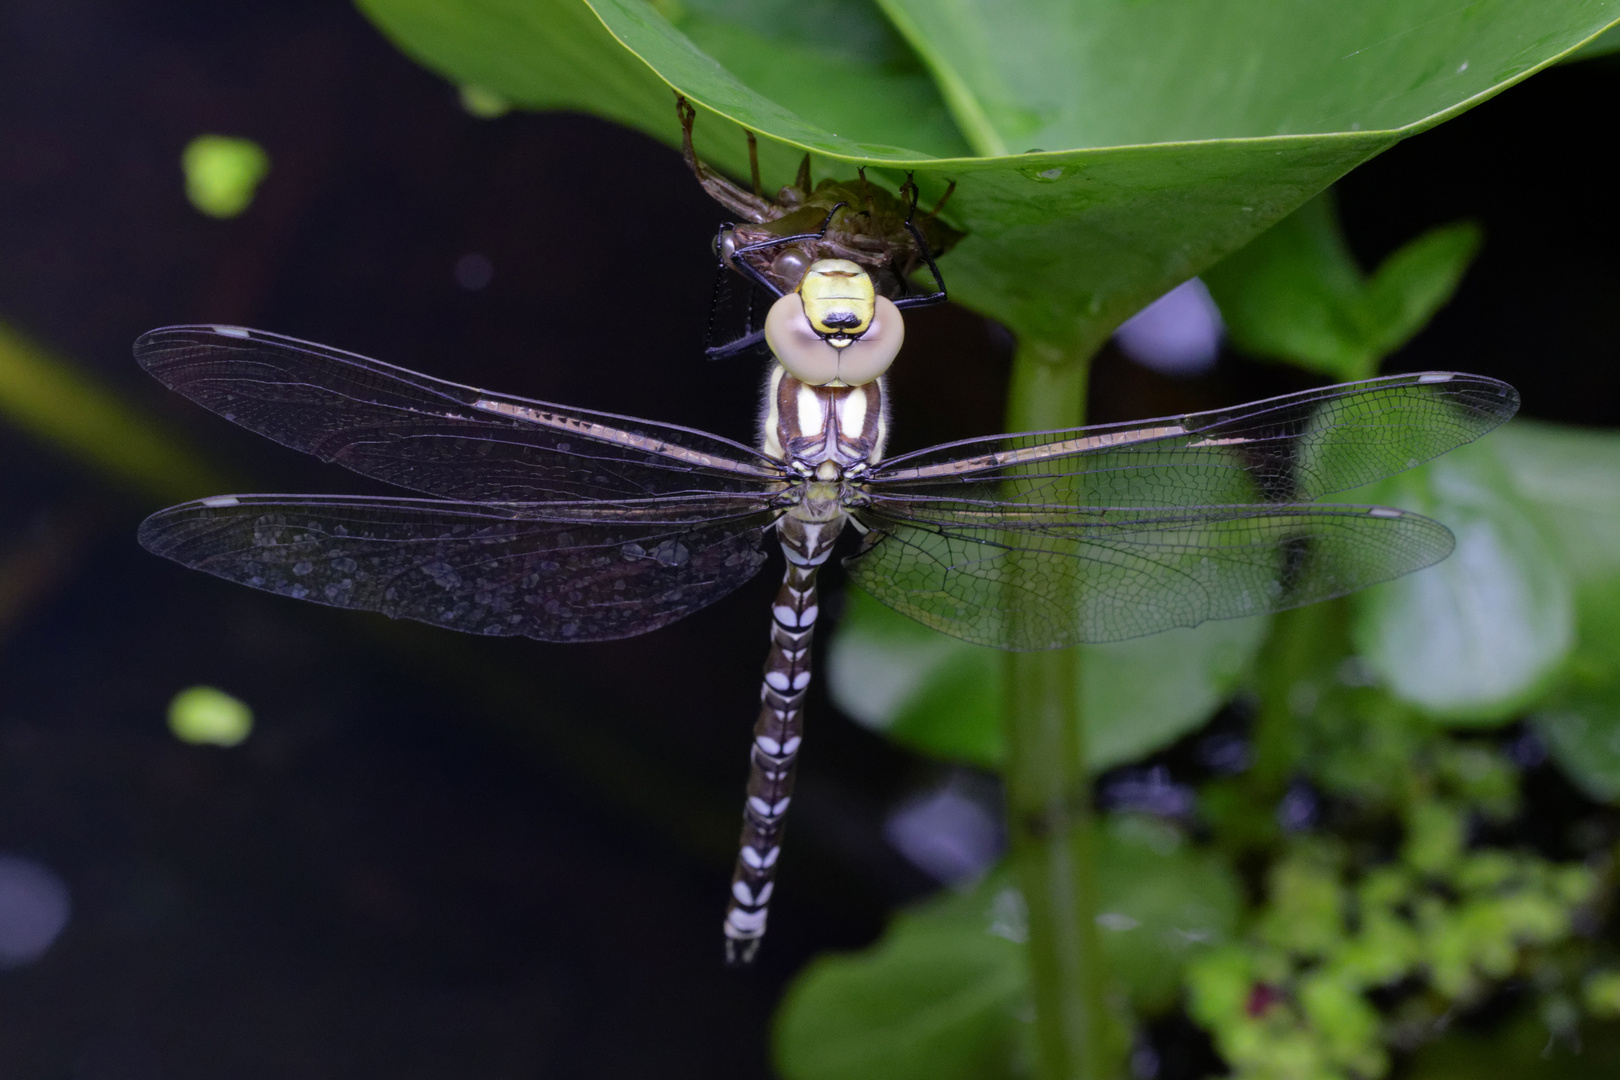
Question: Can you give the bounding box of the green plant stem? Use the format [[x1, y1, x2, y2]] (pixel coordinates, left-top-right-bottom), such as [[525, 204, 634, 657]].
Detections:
[[1002, 339, 1112, 1080], [1251, 602, 1338, 799], [0, 319, 230, 501]]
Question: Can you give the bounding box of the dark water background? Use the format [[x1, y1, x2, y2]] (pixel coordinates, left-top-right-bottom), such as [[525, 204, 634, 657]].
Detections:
[[0, 2, 1615, 1077]]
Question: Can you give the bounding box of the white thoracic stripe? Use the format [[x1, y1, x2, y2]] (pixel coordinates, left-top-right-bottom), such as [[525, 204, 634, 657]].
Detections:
[[757, 735, 782, 754], [765, 671, 792, 691], [779, 736, 801, 755], [838, 387, 868, 441], [796, 383, 824, 435], [761, 365, 786, 460]]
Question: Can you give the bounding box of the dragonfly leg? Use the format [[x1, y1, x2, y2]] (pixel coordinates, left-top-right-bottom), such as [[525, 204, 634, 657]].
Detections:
[[676, 92, 776, 224], [724, 542, 824, 964]]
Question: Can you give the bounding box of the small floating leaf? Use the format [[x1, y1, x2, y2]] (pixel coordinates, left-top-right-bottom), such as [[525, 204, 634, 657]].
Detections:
[[168, 685, 254, 747], [181, 135, 270, 219]]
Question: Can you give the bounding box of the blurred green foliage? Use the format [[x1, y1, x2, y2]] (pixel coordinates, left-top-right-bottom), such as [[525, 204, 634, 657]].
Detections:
[[0, 320, 229, 501], [167, 685, 255, 747], [181, 135, 270, 219], [1202, 192, 1480, 382], [777, 816, 1241, 1080]]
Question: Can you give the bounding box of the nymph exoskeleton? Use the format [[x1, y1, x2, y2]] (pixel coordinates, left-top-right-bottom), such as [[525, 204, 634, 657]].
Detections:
[[677, 96, 959, 360]]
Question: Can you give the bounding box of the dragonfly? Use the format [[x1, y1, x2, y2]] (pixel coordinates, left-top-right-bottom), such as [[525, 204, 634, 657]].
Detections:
[[134, 296, 1517, 963], [678, 96, 956, 360]]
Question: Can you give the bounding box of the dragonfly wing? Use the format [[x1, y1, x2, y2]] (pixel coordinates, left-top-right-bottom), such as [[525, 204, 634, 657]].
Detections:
[[135, 325, 785, 502], [140, 494, 779, 642], [870, 372, 1517, 507], [846, 501, 1454, 650]]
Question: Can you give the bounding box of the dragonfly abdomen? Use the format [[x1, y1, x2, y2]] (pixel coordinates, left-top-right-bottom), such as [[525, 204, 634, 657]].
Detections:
[[723, 516, 833, 964]]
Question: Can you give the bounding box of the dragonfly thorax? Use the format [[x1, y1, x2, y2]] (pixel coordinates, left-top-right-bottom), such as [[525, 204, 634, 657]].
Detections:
[[762, 364, 888, 467]]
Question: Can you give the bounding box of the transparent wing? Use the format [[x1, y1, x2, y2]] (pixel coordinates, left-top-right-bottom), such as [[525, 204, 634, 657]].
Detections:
[[846, 502, 1453, 649], [135, 325, 786, 502], [140, 493, 778, 642], [870, 372, 1517, 507]]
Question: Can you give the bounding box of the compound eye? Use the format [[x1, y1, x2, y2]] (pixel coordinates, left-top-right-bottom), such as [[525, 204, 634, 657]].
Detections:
[[770, 247, 810, 290], [829, 296, 903, 385], [715, 230, 738, 264], [765, 294, 903, 387]]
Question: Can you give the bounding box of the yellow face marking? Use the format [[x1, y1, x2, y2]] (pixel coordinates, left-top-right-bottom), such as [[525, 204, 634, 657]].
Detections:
[[798, 258, 875, 342]]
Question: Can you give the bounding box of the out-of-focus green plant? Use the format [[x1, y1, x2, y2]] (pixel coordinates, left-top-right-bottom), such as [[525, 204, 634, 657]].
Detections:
[[1190, 703, 1608, 1080], [0, 320, 229, 501], [1202, 191, 1480, 382], [181, 135, 271, 219], [167, 685, 255, 747], [777, 815, 1242, 1080]]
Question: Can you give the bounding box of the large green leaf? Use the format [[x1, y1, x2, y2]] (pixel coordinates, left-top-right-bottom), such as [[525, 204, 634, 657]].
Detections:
[[1492, 421, 1620, 588], [774, 817, 1241, 1080], [356, 0, 1619, 350], [827, 589, 1266, 772], [1204, 192, 1480, 380], [1348, 438, 1575, 723], [1534, 613, 1620, 802]]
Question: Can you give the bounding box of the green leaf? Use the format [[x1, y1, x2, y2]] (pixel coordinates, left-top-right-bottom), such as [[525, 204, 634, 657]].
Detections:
[[1203, 192, 1480, 380], [1359, 220, 1481, 359], [774, 886, 1027, 1080], [828, 589, 1266, 771], [1536, 686, 1620, 803], [670, 0, 971, 159], [356, 0, 1617, 351], [1491, 420, 1620, 587], [1348, 439, 1575, 723], [1479, 421, 1620, 799], [1569, 21, 1620, 59], [773, 817, 1242, 1080]]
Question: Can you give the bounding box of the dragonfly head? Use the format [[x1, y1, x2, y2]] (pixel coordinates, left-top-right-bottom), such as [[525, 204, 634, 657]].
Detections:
[[765, 259, 903, 387]]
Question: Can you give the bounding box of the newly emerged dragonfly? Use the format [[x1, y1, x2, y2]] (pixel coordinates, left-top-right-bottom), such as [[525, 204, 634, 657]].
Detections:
[[679, 96, 956, 359], [135, 303, 1516, 963]]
